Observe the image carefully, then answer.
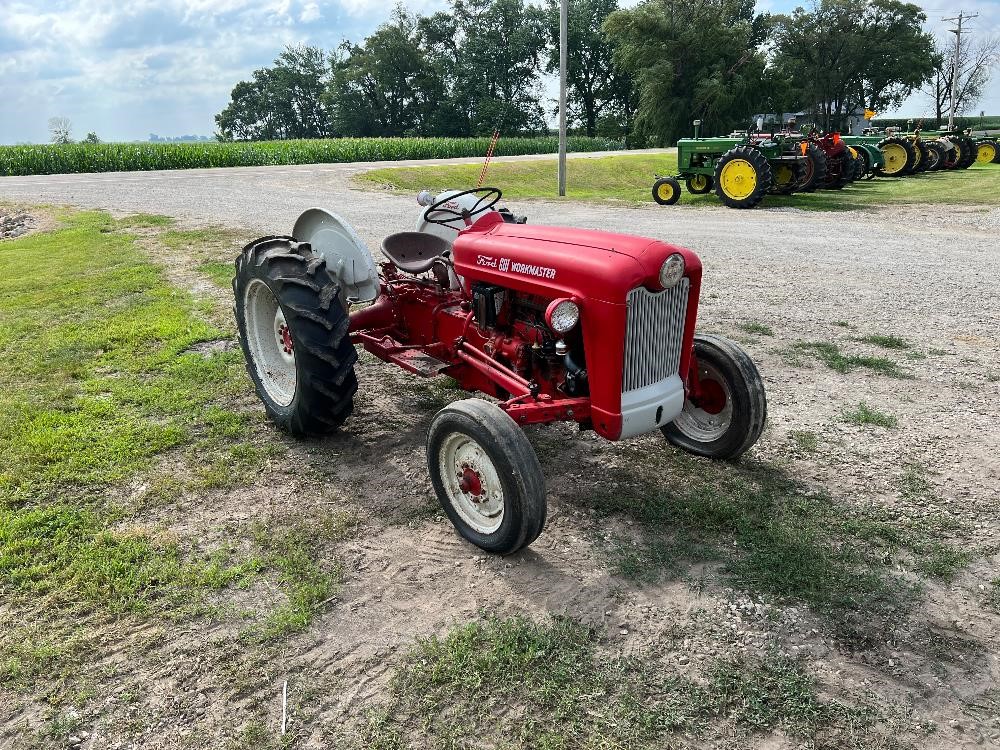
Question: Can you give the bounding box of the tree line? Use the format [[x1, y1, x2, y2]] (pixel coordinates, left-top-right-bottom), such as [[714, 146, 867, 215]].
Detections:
[[215, 0, 996, 146]]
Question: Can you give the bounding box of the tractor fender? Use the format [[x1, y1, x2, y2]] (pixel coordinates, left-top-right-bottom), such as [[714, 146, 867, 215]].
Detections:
[[292, 207, 380, 304]]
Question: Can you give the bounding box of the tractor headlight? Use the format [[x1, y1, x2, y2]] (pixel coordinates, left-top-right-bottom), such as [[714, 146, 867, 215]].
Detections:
[[545, 298, 580, 334], [659, 253, 685, 289]]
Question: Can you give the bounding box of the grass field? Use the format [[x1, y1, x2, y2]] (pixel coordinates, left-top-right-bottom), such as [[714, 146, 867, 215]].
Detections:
[[0, 136, 621, 177], [357, 153, 1000, 210]]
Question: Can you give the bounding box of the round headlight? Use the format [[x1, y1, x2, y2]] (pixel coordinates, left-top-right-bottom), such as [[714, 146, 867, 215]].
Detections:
[[659, 253, 685, 288], [545, 298, 580, 334]]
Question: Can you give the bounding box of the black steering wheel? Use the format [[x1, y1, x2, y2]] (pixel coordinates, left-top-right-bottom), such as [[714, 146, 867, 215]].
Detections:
[[424, 187, 502, 228]]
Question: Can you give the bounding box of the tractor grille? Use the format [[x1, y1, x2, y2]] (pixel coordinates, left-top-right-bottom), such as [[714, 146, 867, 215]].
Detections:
[[622, 280, 689, 393]]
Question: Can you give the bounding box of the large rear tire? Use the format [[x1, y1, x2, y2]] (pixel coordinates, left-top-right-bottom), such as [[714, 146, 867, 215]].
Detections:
[[427, 399, 546, 554], [924, 141, 945, 171], [713, 146, 772, 208], [958, 136, 977, 169], [796, 142, 828, 192], [661, 334, 767, 461], [234, 236, 358, 436], [978, 140, 999, 164], [877, 136, 914, 176]]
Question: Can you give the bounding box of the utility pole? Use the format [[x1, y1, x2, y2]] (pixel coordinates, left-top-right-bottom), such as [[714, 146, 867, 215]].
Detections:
[[558, 0, 568, 196], [942, 11, 979, 130]]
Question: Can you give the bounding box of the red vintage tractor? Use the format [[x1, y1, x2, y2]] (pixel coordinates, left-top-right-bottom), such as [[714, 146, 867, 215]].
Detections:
[[233, 189, 767, 554]]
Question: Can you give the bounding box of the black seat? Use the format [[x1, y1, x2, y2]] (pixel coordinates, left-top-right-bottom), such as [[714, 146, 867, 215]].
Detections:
[[381, 232, 452, 274]]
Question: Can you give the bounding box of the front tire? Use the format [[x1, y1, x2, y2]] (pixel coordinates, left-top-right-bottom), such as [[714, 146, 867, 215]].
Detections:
[[427, 399, 546, 554], [685, 174, 713, 194], [662, 334, 767, 460], [234, 235, 358, 436], [652, 177, 682, 205]]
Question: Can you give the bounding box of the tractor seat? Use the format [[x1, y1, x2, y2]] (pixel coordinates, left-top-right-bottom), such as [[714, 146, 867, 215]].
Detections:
[[381, 232, 452, 274]]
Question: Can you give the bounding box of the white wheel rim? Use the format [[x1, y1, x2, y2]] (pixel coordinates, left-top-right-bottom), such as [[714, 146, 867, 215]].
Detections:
[[244, 278, 297, 407], [438, 432, 505, 534], [674, 362, 733, 443]]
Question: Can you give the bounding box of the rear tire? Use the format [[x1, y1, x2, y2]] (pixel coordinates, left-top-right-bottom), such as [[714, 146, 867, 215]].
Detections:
[[661, 334, 767, 461], [427, 399, 546, 554], [958, 136, 977, 169], [876, 136, 914, 176], [234, 235, 358, 436], [978, 140, 999, 164], [652, 176, 682, 205], [713, 146, 772, 208], [924, 141, 944, 171], [797, 143, 828, 192]]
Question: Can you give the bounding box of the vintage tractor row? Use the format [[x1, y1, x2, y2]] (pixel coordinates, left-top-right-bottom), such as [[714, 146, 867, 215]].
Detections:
[[651, 122, 872, 209], [851, 127, 980, 176], [233, 189, 767, 554]]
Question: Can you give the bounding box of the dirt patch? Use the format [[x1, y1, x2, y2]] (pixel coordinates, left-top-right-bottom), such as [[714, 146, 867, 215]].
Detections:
[[0, 208, 51, 239]]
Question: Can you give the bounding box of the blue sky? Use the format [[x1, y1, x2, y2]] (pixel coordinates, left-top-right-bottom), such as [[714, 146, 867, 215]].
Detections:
[[0, 0, 997, 144]]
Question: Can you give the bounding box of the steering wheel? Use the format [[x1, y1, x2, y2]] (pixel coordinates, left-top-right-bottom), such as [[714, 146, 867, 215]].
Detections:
[[424, 187, 502, 228]]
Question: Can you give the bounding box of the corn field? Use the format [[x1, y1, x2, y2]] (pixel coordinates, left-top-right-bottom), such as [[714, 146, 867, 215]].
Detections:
[[0, 136, 624, 177]]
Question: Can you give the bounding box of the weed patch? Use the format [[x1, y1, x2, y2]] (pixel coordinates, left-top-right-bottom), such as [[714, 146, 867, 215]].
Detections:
[[842, 403, 898, 428], [858, 334, 909, 350], [739, 321, 773, 336], [793, 341, 910, 378]]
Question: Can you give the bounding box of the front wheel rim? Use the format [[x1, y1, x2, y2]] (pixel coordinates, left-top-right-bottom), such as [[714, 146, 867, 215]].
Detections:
[[657, 182, 675, 201], [244, 278, 297, 407], [673, 362, 733, 443], [438, 432, 505, 534]]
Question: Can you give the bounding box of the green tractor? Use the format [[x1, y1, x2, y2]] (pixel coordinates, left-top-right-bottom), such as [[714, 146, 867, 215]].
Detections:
[[839, 136, 885, 178], [652, 121, 807, 209]]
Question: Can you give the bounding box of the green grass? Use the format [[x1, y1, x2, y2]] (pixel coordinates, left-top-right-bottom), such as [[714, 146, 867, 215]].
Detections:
[[739, 321, 774, 336], [788, 429, 819, 453], [363, 614, 902, 748], [357, 153, 1000, 209], [857, 334, 910, 350], [792, 341, 910, 378], [842, 402, 898, 428], [985, 579, 1000, 613], [0, 136, 622, 176], [0, 212, 345, 688]]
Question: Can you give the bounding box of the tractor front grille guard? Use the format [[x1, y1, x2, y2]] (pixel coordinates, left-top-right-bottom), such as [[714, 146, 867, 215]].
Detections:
[[622, 280, 690, 393]]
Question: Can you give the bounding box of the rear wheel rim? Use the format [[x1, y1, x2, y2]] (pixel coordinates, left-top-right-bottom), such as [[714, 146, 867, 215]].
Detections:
[[719, 159, 757, 199], [978, 143, 997, 163], [244, 279, 297, 407], [438, 432, 504, 534], [674, 362, 733, 443], [881, 143, 907, 174]]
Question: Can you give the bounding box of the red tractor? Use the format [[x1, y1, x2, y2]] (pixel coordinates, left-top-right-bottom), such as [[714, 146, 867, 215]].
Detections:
[[233, 189, 767, 554]]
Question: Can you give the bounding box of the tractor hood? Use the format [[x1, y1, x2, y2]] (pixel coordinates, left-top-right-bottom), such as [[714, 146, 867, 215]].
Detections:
[[452, 213, 700, 304]]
